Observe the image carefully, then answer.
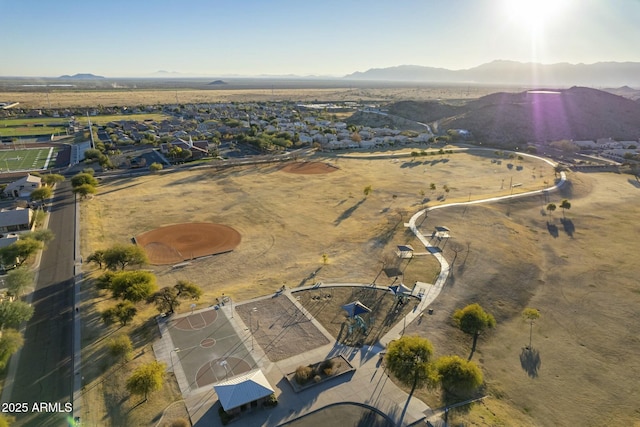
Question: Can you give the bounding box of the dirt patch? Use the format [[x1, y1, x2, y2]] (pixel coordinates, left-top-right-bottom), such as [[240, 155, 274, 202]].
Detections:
[[135, 222, 241, 265], [280, 161, 339, 174], [295, 286, 416, 346]]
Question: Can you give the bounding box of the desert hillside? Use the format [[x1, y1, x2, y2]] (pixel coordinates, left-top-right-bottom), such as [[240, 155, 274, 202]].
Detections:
[[381, 87, 640, 146]]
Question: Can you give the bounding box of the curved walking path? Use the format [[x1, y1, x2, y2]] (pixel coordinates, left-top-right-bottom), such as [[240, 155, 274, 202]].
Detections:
[[182, 151, 567, 427]]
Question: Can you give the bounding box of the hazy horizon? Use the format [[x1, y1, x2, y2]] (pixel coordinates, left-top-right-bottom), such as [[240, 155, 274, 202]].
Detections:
[[2, 0, 640, 78]]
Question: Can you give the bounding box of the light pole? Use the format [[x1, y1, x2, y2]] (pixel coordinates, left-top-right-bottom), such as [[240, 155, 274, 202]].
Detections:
[[218, 359, 229, 379], [170, 347, 181, 372]]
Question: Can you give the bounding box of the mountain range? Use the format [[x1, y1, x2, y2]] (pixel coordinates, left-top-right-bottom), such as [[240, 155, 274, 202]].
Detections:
[[375, 86, 640, 146], [345, 60, 640, 87]]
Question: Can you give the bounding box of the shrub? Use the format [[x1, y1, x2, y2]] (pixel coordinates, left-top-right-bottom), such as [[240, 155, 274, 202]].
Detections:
[[149, 162, 163, 172], [170, 419, 189, 427], [294, 365, 314, 385], [313, 375, 322, 383], [263, 393, 278, 407], [218, 406, 232, 425], [319, 358, 335, 376]]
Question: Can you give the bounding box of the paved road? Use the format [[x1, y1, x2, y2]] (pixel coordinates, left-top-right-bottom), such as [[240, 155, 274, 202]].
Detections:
[[10, 180, 76, 427]]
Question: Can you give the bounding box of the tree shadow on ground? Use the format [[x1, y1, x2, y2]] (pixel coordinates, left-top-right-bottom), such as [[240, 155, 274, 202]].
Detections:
[[560, 218, 575, 237], [335, 198, 366, 225], [546, 221, 559, 238], [520, 347, 541, 378]]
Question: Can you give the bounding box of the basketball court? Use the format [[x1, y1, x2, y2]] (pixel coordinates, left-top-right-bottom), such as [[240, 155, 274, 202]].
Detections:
[[166, 307, 255, 394]]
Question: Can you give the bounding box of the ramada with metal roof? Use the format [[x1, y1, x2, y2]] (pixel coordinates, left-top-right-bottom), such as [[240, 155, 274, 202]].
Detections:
[[213, 369, 274, 414]]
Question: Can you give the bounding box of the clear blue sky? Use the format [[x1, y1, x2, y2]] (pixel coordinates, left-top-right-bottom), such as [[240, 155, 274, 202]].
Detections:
[[1, 0, 639, 77]]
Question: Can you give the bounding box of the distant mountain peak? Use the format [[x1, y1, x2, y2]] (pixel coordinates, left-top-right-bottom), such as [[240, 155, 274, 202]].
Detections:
[[345, 61, 640, 86], [58, 73, 104, 79]]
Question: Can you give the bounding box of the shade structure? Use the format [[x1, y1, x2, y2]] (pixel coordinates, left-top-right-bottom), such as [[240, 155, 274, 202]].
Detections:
[[389, 283, 412, 296], [342, 300, 372, 318], [214, 369, 274, 412]]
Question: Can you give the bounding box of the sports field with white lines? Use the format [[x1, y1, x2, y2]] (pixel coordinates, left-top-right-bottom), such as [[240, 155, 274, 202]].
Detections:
[[0, 147, 55, 171]]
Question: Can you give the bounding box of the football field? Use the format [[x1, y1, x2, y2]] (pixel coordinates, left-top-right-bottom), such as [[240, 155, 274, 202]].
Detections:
[[0, 147, 55, 171]]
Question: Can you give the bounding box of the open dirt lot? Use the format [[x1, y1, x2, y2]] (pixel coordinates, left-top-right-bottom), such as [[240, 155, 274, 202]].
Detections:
[[0, 85, 527, 109], [80, 149, 640, 426]]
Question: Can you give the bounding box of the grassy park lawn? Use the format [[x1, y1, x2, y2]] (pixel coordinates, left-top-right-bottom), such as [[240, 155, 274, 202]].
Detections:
[[78, 148, 640, 426]]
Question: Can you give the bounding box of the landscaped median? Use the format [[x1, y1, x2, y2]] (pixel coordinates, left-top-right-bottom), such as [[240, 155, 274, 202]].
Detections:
[[285, 355, 355, 392]]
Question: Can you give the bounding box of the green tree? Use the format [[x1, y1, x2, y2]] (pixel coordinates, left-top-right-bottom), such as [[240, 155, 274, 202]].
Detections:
[[149, 287, 180, 314], [104, 244, 148, 271], [41, 173, 65, 186], [110, 270, 157, 302], [83, 148, 103, 161], [25, 229, 54, 244], [73, 183, 97, 199], [0, 238, 42, 267], [95, 271, 115, 290], [559, 199, 571, 218], [0, 300, 34, 329], [126, 361, 166, 401], [385, 335, 437, 394], [102, 301, 138, 326], [435, 355, 483, 396], [107, 334, 133, 361], [149, 162, 163, 172], [546, 203, 557, 216], [150, 281, 202, 313], [363, 185, 373, 197], [453, 303, 496, 358], [175, 280, 203, 300], [30, 186, 52, 203], [87, 249, 106, 269], [5, 268, 33, 297], [71, 172, 99, 188], [0, 328, 24, 370], [522, 308, 541, 349]]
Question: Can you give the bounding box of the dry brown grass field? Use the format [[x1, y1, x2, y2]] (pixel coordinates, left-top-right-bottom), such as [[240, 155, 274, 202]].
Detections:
[[1, 85, 523, 109], [403, 172, 640, 426], [79, 148, 640, 426]]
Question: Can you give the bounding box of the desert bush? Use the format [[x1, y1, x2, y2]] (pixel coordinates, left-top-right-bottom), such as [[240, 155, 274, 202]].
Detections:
[[319, 358, 335, 376], [170, 419, 189, 427], [294, 365, 314, 384], [263, 393, 278, 407], [314, 375, 322, 383]]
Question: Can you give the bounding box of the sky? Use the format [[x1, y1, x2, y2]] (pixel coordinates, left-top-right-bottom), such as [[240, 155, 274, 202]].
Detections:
[[1, 0, 640, 78]]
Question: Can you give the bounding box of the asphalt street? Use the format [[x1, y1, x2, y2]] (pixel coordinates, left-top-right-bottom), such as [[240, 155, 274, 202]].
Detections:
[[11, 180, 75, 427]]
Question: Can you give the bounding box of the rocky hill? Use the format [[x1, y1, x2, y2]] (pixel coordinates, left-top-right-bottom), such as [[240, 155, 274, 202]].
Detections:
[[383, 87, 640, 145]]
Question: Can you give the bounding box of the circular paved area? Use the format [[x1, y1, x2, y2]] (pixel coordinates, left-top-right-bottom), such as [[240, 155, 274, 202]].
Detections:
[[135, 222, 241, 265]]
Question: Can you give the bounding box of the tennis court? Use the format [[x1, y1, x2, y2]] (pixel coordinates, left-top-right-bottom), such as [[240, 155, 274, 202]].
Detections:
[[0, 147, 55, 171]]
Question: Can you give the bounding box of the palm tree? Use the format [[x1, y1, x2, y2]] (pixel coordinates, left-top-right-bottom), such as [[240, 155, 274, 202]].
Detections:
[[522, 308, 541, 349]]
